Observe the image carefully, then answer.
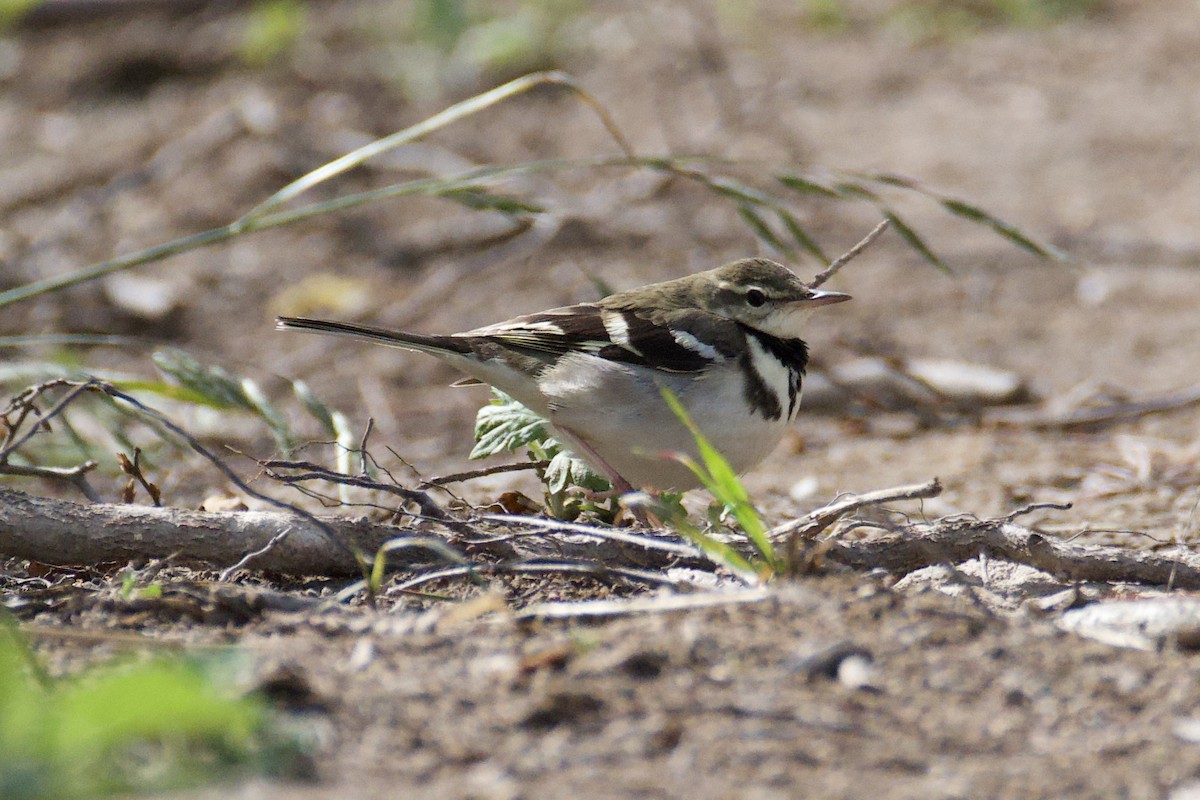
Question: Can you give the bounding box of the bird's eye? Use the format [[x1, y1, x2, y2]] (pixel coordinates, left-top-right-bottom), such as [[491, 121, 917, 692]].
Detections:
[[746, 288, 767, 308]]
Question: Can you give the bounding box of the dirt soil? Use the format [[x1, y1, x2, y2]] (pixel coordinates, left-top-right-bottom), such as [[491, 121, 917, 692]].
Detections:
[[5, 1, 1200, 797]]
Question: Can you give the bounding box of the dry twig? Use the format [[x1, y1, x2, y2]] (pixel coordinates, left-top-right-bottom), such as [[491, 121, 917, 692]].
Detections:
[[516, 587, 770, 620], [990, 384, 1200, 430], [770, 478, 943, 541], [261, 458, 474, 535], [0, 379, 101, 500], [809, 219, 891, 288], [827, 517, 1200, 589]]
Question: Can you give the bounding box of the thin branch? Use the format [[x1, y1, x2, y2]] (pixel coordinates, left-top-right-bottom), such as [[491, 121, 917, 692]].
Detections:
[[0, 461, 100, 502], [770, 478, 942, 541], [260, 459, 471, 535], [482, 514, 699, 557], [0, 379, 94, 460], [117, 447, 161, 506], [219, 526, 294, 580], [1004, 501, 1073, 522], [809, 218, 891, 288], [93, 382, 355, 559], [424, 461, 546, 487]]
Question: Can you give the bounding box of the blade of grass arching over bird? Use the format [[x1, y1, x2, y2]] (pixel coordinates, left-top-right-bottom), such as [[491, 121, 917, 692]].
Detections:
[[858, 171, 1066, 260], [0, 69, 639, 311], [776, 172, 847, 199], [236, 70, 635, 225], [938, 196, 1066, 259], [775, 207, 830, 263], [0, 81, 1059, 314], [0, 160, 584, 311], [700, 175, 831, 262], [0, 146, 717, 311]]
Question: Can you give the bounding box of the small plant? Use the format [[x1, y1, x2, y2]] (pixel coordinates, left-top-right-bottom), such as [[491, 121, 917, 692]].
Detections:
[[471, 383, 782, 581], [0, 615, 303, 800], [240, 0, 308, 66], [472, 389, 617, 520], [0, 350, 353, 496]]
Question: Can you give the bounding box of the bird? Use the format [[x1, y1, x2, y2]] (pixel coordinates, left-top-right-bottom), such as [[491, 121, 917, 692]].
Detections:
[[277, 258, 849, 493]]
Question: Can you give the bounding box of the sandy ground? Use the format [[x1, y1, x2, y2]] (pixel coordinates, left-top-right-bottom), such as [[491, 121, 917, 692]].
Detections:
[[5, 1, 1200, 797]]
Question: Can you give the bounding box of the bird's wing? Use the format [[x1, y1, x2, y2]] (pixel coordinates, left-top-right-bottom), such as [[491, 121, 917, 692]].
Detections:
[[462, 304, 740, 373]]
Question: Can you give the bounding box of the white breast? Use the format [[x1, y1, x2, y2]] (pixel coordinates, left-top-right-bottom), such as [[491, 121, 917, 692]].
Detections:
[[536, 352, 794, 490]]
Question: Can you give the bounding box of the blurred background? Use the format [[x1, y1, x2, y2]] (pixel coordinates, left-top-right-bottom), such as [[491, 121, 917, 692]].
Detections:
[[3, 0, 1199, 527]]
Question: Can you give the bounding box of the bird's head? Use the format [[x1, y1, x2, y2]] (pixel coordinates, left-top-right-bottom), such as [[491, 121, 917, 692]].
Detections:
[[676, 258, 850, 338]]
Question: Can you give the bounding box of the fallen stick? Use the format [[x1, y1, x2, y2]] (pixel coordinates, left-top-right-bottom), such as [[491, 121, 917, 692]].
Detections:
[[770, 478, 943, 541], [7, 486, 1198, 590], [827, 517, 1200, 589], [988, 384, 1200, 430], [0, 487, 410, 575]]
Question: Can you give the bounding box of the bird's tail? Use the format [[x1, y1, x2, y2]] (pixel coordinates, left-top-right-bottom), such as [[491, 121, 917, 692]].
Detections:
[[275, 316, 472, 356]]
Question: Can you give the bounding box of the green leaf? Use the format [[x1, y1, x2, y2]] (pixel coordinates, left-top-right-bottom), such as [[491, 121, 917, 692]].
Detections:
[[544, 450, 607, 495], [0, 621, 297, 800], [939, 197, 1067, 259], [152, 349, 249, 410], [775, 208, 829, 263], [881, 208, 950, 272], [853, 170, 1064, 261], [866, 172, 921, 190], [776, 173, 844, 199], [708, 177, 773, 205], [831, 180, 880, 201], [106, 379, 226, 408], [735, 203, 794, 257], [470, 390, 552, 459], [635, 491, 761, 584], [440, 186, 543, 215], [471, 389, 612, 517], [152, 348, 297, 452]]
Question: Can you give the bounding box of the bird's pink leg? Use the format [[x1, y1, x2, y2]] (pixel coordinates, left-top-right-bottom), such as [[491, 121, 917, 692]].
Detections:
[[553, 426, 652, 526]]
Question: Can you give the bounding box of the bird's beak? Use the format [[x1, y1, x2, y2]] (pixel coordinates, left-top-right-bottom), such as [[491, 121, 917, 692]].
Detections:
[[800, 289, 851, 307]]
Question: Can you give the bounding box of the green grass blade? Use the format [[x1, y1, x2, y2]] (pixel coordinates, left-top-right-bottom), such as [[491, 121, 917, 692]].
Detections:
[[939, 197, 1067, 259], [775, 207, 830, 263], [776, 173, 845, 198], [856, 170, 1065, 260], [881, 208, 951, 272], [658, 387, 779, 573], [638, 492, 761, 583], [735, 203, 795, 258], [441, 186, 543, 215]]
